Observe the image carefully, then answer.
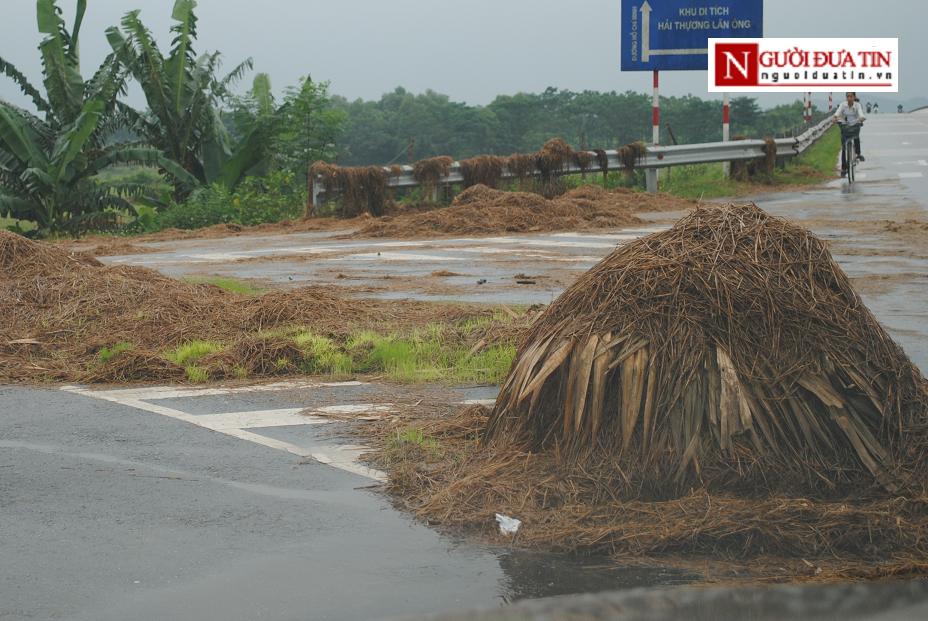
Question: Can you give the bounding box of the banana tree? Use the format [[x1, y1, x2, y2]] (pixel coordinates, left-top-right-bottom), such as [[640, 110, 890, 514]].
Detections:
[[107, 0, 259, 190], [0, 0, 196, 233]]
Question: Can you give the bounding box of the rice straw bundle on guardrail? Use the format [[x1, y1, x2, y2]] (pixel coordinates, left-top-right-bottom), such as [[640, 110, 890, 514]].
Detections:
[[618, 141, 646, 177], [730, 137, 777, 182], [309, 162, 389, 216], [487, 203, 928, 500], [460, 155, 506, 189], [412, 156, 453, 195]]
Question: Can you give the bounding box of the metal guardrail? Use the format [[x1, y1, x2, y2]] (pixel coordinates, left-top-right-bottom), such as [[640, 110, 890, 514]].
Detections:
[[309, 117, 833, 207]]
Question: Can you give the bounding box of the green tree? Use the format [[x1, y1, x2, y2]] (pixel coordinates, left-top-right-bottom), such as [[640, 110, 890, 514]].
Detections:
[[0, 0, 194, 233], [106, 0, 256, 190], [270, 77, 344, 179]]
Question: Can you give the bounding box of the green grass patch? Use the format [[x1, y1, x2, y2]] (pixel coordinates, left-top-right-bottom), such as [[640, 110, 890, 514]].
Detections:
[[97, 341, 134, 363], [391, 427, 440, 450], [184, 364, 210, 383], [348, 324, 516, 384], [771, 125, 841, 183], [292, 330, 355, 375], [658, 126, 841, 200], [183, 276, 267, 296], [658, 164, 741, 200], [166, 340, 224, 366], [275, 320, 518, 384], [151, 313, 520, 385]]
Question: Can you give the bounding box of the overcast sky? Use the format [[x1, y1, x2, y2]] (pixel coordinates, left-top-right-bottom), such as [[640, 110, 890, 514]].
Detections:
[[1, 0, 924, 110]]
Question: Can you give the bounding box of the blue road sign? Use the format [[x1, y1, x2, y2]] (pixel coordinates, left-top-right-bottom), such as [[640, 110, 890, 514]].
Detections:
[[621, 1, 763, 71]]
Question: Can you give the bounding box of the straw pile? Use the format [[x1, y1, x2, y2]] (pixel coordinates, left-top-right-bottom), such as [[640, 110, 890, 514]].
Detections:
[[0, 230, 475, 383], [354, 184, 692, 238], [488, 203, 928, 499]]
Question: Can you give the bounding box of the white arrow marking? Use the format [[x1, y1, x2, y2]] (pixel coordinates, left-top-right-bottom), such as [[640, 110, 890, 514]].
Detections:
[[640, 1, 708, 62], [641, 1, 652, 62]]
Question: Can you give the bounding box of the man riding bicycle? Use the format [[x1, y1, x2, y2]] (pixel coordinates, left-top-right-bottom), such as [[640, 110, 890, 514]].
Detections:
[[833, 91, 866, 177]]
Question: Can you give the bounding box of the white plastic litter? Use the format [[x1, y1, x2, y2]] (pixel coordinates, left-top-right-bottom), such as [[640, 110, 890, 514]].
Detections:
[[495, 513, 522, 535]]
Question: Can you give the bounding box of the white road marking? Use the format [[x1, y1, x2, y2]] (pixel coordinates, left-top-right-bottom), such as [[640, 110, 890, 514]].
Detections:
[[518, 239, 618, 249], [334, 252, 464, 262], [308, 445, 382, 479], [192, 409, 328, 430], [462, 399, 497, 407], [61, 383, 387, 482], [65, 380, 366, 402], [456, 246, 558, 256], [550, 227, 667, 239], [899, 172, 925, 179]]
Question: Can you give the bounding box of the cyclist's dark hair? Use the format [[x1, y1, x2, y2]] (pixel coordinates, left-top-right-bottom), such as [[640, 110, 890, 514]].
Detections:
[[846, 91, 857, 97]]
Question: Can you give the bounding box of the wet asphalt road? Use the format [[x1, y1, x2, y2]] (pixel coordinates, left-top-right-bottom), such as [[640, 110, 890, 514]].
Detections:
[[0, 383, 694, 621], [3, 113, 928, 620], [753, 110, 928, 371], [1, 385, 498, 620]]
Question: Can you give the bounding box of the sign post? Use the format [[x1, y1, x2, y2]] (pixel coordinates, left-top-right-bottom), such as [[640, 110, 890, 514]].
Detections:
[[647, 69, 660, 192], [722, 92, 731, 176], [621, 0, 763, 189]]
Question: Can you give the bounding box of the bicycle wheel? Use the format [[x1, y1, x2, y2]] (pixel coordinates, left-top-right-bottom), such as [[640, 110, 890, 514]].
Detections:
[[847, 139, 855, 183]]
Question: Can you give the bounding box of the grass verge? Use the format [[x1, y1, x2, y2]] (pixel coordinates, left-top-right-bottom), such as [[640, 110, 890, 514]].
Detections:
[[658, 126, 841, 199], [97, 341, 134, 363], [256, 317, 519, 384], [166, 340, 224, 382], [182, 276, 267, 296]]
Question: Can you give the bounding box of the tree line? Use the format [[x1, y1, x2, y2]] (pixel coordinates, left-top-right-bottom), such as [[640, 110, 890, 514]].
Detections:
[[332, 88, 809, 167], [0, 0, 814, 234]]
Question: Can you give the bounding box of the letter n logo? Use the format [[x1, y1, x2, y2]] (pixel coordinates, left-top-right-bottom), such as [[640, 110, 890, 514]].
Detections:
[[714, 43, 758, 86]]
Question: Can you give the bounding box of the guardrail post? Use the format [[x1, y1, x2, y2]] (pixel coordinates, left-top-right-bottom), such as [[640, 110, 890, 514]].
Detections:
[[645, 167, 659, 192], [305, 175, 321, 218], [305, 165, 315, 218]]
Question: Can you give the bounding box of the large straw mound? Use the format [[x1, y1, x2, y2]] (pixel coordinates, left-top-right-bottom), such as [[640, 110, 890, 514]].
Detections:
[[0, 231, 417, 382], [354, 184, 693, 238], [488, 203, 928, 499], [369, 204, 928, 571]]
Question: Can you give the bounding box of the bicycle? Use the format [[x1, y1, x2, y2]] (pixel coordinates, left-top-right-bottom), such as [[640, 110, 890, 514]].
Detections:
[[838, 122, 862, 184]]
